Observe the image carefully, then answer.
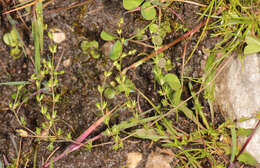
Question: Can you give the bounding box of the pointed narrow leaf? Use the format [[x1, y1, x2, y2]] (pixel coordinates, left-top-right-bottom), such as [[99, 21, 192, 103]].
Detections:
[[0, 81, 31, 86], [134, 128, 168, 141], [179, 104, 205, 129]]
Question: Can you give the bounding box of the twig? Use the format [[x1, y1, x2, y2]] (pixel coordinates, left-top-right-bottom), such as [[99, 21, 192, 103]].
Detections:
[[15, 138, 22, 168], [16, 88, 48, 114], [45, 146, 60, 164], [3, 0, 45, 14], [47, 0, 93, 14], [181, 41, 187, 87], [173, 0, 207, 7], [41, 133, 103, 168], [11, 0, 30, 31], [54, 48, 64, 72], [123, 7, 141, 15], [128, 39, 155, 49], [163, 6, 184, 23]]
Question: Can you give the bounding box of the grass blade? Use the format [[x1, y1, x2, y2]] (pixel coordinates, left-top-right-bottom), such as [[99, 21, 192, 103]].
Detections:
[[0, 81, 31, 86], [230, 125, 237, 163], [32, 1, 43, 74]]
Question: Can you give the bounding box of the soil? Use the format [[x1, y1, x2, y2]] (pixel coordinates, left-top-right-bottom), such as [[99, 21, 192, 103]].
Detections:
[[0, 0, 255, 168]]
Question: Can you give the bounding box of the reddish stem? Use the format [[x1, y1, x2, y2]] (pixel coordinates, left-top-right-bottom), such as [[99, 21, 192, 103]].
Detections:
[[42, 134, 103, 168], [122, 19, 207, 75], [228, 120, 260, 168], [41, 112, 111, 168]]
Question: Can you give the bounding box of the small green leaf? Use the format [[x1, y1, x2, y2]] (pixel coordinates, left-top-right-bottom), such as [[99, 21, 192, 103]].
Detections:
[[90, 50, 100, 59], [149, 24, 159, 34], [236, 128, 253, 137], [116, 79, 135, 96], [173, 89, 182, 105], [179, 104, 204, 129], [238, 152, 257, 166], [244, 35, 260, 55], [10, 47, 21, 58], [151, 0, 163, 5], [49, 44, 57, 54], [134, 128, 168, 141], [100, 31, 117, 41], [110, 40, 122, 60], [81, 40, 99, 52], [104, 87, 116, 99], [3, 32, 13, 47], [141, 2, 156, 20], [3, 29, 19, 47], [81, 41, 89, 54], [189, 82, 209, 129], [123, 0, 144, 10], [81, 40, 100, 58], [11, 93, 17, 100], [163, 73, 181, 91]]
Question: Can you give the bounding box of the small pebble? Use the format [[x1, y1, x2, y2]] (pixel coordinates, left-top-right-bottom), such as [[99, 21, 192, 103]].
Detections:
[[51, 28, 66, 44], [63, 58, 72, 68], [127, 152, 142, 168], [215, 52, 260, 163], [101, 41, 114, 58]]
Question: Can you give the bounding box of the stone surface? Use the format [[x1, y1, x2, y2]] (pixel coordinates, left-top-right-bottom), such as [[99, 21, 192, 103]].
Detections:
[[145, 148, 173, 168], [63, 58, 72, 68], [215, 52, 260, 162], [126, 152, 142, 168]]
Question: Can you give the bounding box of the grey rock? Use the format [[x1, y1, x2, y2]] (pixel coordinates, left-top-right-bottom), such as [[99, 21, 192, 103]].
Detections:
[[215, 52, 260, 163]]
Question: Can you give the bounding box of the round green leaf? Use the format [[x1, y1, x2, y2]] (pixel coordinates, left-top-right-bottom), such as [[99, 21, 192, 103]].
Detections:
[[164, 73, 181, 91], [3, 29, 18, 47], [110, 40, 122, 60], [81, 40, 90, 54], [100, 31, 117, 41], [141, 2, 156, 20], [3, 33, 12, 46], [123, 0, 144, 10]]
